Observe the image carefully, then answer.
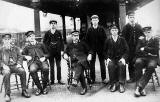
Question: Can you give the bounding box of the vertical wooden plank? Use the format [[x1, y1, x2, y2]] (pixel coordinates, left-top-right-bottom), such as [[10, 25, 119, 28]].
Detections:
[[34, 9, 41, 37], [119, 1, 126, 32], [62, 15, 66, 43]]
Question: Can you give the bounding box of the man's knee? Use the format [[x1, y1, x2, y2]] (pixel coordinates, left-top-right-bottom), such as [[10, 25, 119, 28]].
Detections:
[[135, 58, 143, 66], [29, 63, 38, 73], [42, 62, 49, 71], [118, 62, 125, 68], [108, 61, 114, 68], [2, 69, 11, 76]]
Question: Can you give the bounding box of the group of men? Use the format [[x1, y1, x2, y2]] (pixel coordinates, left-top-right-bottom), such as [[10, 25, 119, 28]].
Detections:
[[0, 11, 159, 102]]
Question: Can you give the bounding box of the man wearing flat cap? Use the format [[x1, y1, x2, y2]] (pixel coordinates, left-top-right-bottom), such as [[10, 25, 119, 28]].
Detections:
[[103, 25, 129, 93], [22, 31, 49, 96], [64, 31, 92, 95], [0, 34, 30, 102], [43, 20, 64, 85], [134, 26, 159, 97], [85, 14, 108, 84], [122, 11, 144, 83]]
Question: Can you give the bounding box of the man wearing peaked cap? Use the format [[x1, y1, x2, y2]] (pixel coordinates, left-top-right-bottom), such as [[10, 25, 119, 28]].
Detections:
[[22, 31, 49, 96], [64, 30, 93, 95], [104, 25, 129, 93], [134, 26, 159, 97], [85, 14, 108, 84], [43, 19, 64, 85], [0, 33, 31, 102], [122, 11, 144, 83]]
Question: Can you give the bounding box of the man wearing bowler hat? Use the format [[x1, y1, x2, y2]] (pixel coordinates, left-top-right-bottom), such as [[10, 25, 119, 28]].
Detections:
[[104, 25, 129, 93], [85, 15, 108, 84], [0, 34, 30, 102], [22, 31, 49, 96], [134, 26, 159, 97], [43, 20, 64, 85], [122, 11, 144, 83], [64, 31, 92, 95]]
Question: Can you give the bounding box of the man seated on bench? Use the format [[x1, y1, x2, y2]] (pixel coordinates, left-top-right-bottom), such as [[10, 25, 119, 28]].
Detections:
[[22, 31, 49, 96], [0, 34, 31, 102], [63, 31, 92, 95], [134, 26, 159, 97]]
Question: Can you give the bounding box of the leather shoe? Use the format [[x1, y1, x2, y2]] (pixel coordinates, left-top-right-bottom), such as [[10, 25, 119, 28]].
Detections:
[[5, 95, 11, 102], [110, 84, 117, 92], [35, 89, 42, 96], [127, 78, 135, 83], [119, 84, 125, 93], [134, 86, 141, 97], [140, 89, 146, 96], [80, 88, 87, 95], [43, 88, 48, 95], [51, 81, 55, 85], [72, 79, 78, 87], [22, 90, 31, 98], [58, 80, 65, 85], [102, 79, 109, 84]]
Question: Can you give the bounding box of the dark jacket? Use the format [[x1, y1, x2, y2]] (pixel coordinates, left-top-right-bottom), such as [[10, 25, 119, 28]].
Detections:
[[85, 26, 107, 53], [136, 36, 159, 58], [43, 30, 64, 52], [0, 46, 23, 67], [103, 35, 129, 61], [22, 42, 48, 65], [122, 23, 144, 51], [64, 41, 92, 63]]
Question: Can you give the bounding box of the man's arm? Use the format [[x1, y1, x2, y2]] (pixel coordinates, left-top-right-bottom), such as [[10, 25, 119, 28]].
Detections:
[[121, 38, 129, 60], [16, 47, 23, 65]]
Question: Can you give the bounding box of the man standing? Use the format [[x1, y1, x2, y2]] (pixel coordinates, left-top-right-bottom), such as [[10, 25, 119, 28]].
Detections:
[[104, 25, 129, 93], [0, 34, 30, 102], [122, 11, 144, 83], [85, 15, 107, 84], [22, 31, 49, 96], [134, 26, 159, 97], [43, 20, 64, 85], [64, 31, 92, 95]]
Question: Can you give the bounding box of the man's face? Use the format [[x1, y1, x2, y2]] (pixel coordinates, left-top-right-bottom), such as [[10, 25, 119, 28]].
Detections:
[[144, 30, 152, 38], [91, 18, 99, 26], [27, 33, 36, 43], [50, 22, 57, 29], [110, 28, 118, 36], [72, 33, 79, 43], [128, 15, 135, 23], [2, 37, 12, 49]]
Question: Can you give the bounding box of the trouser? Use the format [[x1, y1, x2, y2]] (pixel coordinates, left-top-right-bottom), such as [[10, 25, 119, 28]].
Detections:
[[108, 60, 126, 85], [90, 52, 106, 82], [2, 65, 27, 96], [29, 60, 49, 90], [49, 51, 61, 82], [135, 57, 157, 90], [128, 51, 136, 80], [73, 63, 87, 89]]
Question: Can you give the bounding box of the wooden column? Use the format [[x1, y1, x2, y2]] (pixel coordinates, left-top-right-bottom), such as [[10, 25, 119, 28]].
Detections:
[[34, 9, 41, 36], [119, 1, 126, 32], [87, 15, 91, 28], [73, 17, 76, 30], [62, 15, 66, 43]]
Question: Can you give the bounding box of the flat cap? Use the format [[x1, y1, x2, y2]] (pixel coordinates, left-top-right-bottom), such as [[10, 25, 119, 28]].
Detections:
[[91, 15, 99, 19], [143, 26, 152, 32], [25, 31, 34, 37], [2, 33, 12, 39], [49, 20, 57, 24], [71, 30, 80, 36], [127, 11, 135, 16]]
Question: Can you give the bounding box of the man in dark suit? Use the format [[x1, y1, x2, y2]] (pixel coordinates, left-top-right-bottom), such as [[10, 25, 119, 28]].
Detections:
[[43, 20, 64, 85], [0, 34, 31, 102], [22, 31, 49, 96], [85, 15, 107, 84], [104, 25, 129, 93], [134, 26, 159, 97], [64, 31, 92, 95], [122, 11, 144, 83]]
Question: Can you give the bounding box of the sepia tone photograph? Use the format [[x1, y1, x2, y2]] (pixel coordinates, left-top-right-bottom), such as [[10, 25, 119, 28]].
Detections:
[[0, 0, 160, 102]]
